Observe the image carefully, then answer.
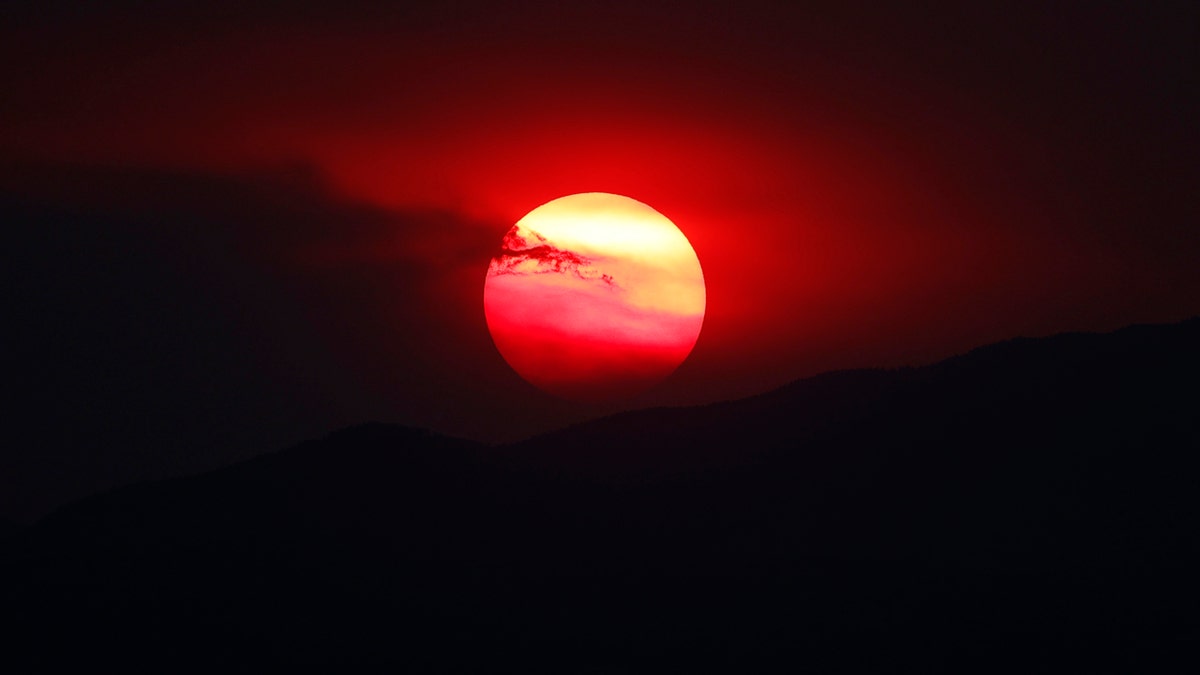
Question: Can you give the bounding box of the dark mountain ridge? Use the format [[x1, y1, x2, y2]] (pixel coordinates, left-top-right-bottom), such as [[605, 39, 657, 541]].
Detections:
[[3, 318, 1197, 672]]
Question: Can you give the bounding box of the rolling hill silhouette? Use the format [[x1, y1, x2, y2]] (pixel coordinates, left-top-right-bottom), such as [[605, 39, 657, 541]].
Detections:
[[2, 319, 1197, 673]]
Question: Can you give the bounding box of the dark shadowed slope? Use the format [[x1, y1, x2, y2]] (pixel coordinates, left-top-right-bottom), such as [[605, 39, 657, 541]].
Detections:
[[0, 518, 16, 544], [2, 319, 1197, 673]]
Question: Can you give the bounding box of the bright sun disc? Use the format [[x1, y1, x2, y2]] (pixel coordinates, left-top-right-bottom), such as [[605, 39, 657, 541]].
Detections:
[[484, 192, 706, 401]]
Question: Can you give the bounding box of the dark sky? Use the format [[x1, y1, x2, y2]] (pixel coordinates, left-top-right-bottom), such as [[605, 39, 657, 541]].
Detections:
[[2, 1, 1197, 521]]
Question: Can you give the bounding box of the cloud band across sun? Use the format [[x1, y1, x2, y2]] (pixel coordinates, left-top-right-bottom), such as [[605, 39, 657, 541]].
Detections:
[[488, 228, 615, 286]]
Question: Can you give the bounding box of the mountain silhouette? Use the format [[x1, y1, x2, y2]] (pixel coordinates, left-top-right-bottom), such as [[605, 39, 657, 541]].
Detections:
[[2, 319, 1197, 673]]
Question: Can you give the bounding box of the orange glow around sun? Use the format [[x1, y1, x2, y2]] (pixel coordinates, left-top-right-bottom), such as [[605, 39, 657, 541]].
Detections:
[[484, 193, 705, 401]]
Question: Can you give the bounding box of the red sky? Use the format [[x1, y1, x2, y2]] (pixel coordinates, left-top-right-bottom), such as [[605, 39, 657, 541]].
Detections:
[[1, 1, 1197, 518]]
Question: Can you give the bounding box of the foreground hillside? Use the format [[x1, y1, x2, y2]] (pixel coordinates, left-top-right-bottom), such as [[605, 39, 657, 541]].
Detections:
[[3, 319, 1197, 673]]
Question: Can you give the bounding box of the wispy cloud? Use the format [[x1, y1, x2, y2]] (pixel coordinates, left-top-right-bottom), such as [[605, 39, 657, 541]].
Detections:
[[488, 228, 615, 286]]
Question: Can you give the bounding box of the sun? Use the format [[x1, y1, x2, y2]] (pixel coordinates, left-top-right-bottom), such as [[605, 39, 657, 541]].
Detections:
[[484, 193, 706, 401]]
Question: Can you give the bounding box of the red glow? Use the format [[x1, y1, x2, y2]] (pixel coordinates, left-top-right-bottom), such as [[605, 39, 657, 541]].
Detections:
[[2, 6, 1196, 421]]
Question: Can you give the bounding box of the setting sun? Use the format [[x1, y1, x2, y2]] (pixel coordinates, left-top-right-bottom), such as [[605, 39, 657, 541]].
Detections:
[[484, 193, 705, 401]]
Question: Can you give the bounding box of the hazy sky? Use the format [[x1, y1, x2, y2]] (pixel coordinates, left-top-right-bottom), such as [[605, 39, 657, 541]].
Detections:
[[2, 1, 1197, 520]]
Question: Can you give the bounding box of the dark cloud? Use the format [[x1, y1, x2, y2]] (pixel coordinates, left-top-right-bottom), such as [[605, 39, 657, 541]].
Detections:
[[0, 161, 599, 521], [489, 228, 615, 286]]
